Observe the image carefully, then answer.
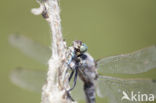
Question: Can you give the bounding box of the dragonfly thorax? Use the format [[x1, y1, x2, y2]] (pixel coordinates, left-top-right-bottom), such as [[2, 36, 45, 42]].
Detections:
[[78, 53, 98, 81]]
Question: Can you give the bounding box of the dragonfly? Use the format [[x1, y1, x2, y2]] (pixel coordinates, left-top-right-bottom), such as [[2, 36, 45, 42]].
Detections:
[[66, 40, 98, 103], [9, 34, 156, 103]]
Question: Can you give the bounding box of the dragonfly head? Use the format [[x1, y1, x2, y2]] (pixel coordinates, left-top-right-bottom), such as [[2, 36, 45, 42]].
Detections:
[[73, 40, 88, 55]]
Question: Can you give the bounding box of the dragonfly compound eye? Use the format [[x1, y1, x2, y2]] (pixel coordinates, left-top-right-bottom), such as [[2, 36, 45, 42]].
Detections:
[[80, 43, 88, 53]]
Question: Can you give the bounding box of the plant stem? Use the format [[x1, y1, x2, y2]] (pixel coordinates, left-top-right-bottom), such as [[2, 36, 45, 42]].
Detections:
[[32, 0, 76, 103]]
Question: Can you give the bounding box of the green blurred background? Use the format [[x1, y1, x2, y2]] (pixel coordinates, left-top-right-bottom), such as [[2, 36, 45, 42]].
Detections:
[[0, 0, 156, 103]]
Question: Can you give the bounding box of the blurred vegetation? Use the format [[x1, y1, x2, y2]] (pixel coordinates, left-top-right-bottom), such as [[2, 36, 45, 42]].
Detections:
[[0, 0, 156, 103]]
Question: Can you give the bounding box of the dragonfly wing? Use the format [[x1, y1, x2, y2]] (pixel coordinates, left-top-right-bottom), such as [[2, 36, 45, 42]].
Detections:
[[97, 45, 156, 74], [10, 68, 46, 92], [96, 75, 156, 103], [10, 68, 85, 101], [9, 34, 51, 64]]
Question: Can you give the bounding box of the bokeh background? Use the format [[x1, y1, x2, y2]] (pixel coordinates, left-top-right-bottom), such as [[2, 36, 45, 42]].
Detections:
[[0, 0, 156, 103]]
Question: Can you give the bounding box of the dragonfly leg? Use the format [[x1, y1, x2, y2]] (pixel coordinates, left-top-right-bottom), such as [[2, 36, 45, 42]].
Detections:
[[68, 70, 74, 82], [67, 91, 74, 101], [68, 67, 78, 92]]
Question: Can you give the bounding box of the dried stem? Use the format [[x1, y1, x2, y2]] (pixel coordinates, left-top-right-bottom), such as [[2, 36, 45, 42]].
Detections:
[[32, 0, 76, 103]]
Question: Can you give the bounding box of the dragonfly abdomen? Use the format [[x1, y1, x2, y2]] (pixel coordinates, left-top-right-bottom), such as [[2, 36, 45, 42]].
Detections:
[[84, 82, 96, 103]]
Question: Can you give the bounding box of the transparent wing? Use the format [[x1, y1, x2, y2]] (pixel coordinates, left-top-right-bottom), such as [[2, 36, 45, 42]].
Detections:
[[10, 68, 46, 92], [9, 34, 51, 64], [10, 68, 85, 101], [97, 45, 156, 74], [96, 75, 156, 103]]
